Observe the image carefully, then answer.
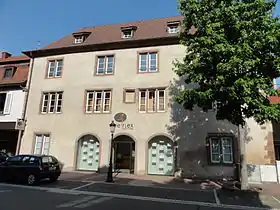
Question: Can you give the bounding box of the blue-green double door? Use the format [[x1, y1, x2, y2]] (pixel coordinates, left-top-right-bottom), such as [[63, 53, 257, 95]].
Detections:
[[148, 138, 174, 176], [77, 135, 100, 171]]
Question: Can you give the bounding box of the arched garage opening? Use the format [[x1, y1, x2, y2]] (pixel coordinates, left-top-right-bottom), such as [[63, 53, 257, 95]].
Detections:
[[76, 134, 100, 171], [113, 135, 135, 174], [148, 135, 174, 176]]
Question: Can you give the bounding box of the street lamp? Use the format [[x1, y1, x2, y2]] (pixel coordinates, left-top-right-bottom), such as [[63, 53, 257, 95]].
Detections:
[[106, 120, 116, 182]]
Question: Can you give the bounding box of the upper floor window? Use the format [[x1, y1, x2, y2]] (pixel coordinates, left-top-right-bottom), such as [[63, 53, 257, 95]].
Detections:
[[209, 136, 234, 164], [74, 36, 84, 44], [121, 26, 137, 39], [47, 60, 63, 78], [167, 21, 180, 34], [3, 67, 15, 78], [138, 52, 158, 73], [85, 90, 112, 113], [41, 91, 63, 114], [96, 55, 114, 75], [139, 89, 165, 113], [0, 92, 13, 115]]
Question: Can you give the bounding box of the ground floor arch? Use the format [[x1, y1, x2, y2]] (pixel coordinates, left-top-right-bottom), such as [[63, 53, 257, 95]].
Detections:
[[148, 135, 174, 176], [76, 134, 100, 171], [113, 135, 135, 174]]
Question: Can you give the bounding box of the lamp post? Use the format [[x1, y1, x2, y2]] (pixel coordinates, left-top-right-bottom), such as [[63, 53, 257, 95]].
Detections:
[[106, 120, 116, 182]]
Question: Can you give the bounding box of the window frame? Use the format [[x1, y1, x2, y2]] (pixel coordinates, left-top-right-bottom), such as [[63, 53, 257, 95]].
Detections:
[[46, 59, 63, 79], [138, 52, 158, 73], [33, 134, 51, 155], [208, 135, 234, 165], [138, 88, 166, 113], [85, 89, 112, 114], [74, 36, 84, 44], [95, 55, 115, 75], [40, 91, 63, 114], [167, 24, 179, 34], [123, 89, 136, 104], [122, 30, 133, 39], [3, 67, 15, 78]]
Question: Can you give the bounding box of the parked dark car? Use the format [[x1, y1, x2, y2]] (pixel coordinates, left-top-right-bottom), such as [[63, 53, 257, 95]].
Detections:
[[0, 152, 10, 163], [0, 154, 61, 185]]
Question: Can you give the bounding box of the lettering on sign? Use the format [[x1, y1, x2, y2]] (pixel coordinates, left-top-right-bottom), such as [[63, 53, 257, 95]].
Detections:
[[116, 123, 134, 130]]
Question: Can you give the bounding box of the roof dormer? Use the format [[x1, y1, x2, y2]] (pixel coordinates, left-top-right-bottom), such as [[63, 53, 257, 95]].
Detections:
[[167, 20, 180, 34], [72, 31, 91, 44], [121, 26, 137, 39]]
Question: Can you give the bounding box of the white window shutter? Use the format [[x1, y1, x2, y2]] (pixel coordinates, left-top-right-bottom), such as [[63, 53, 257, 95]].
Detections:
[[3, 93, 13, 115]]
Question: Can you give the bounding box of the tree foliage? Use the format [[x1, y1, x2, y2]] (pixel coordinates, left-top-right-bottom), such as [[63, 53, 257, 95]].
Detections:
[[174, 0, 280, 126]]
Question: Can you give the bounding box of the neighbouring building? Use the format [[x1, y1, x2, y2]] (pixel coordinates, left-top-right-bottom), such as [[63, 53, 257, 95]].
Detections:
[[0, 52, 29, 155], [20, 16, 276, 179]]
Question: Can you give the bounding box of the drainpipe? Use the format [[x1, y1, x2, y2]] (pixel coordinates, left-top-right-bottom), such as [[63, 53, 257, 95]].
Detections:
[[15, 53, 35, 155]]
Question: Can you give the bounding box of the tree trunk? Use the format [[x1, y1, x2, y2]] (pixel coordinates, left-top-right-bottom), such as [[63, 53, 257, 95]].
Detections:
[[238, 125, 249, 190]]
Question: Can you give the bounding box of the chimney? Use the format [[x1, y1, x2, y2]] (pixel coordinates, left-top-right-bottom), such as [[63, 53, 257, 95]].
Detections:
[[1, 52, 12, 59]]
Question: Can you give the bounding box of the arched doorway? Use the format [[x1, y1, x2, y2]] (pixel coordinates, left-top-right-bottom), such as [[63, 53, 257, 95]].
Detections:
[[113, 135, 135, 174], [148, 135, 174, 176], [76, 134, 100, 171]]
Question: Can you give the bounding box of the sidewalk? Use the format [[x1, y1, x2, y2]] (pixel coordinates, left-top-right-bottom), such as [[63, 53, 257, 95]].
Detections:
[[59, 171, 219, 190], [249, 183, 280, 197]]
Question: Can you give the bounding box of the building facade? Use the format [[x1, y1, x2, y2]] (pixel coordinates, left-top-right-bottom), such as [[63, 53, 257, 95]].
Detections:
[[20, 16, 276, 179], [0, 52, 29, 155]]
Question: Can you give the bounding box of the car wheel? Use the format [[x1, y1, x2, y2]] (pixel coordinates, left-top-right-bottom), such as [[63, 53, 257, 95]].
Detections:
[[49, 175, 58, 182], [27, 174, 37, 185]]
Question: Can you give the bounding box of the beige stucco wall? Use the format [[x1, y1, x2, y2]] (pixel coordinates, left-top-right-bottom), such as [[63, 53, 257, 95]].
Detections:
[[20, 44, 274, 178]]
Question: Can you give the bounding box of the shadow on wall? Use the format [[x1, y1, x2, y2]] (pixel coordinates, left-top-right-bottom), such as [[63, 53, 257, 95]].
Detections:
[[166, 77, 253, 180]]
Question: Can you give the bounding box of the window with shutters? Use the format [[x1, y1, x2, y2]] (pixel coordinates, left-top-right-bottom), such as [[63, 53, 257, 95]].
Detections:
[[34, 134, 50, 155], [0, 92, 13, 115], [46, 59, 63, 78], [138, 89, 165, 113], [85, 90, 112, 113], [41, 91, 63, 114]]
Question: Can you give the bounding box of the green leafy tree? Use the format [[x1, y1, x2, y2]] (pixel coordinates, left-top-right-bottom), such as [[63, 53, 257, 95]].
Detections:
[[175, 0, 280, 189]]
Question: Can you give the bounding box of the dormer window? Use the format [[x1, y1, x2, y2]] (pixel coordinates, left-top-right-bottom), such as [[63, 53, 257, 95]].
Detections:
[[121, 26, 137, 39], [167, 21, 180, 34], [72, 31, 91, 44], [3, 67, 15, 78], [74, 36, 84, 44]]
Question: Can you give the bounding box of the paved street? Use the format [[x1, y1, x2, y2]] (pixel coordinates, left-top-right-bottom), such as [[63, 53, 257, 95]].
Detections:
[[0, 179, 280, 209]]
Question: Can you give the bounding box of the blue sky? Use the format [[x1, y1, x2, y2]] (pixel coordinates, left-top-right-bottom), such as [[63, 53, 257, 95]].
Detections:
[[0, 0, 279, 56]]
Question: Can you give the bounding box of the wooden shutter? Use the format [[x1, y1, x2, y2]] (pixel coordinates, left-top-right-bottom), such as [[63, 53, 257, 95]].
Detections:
[[3, 92, 13, 115]]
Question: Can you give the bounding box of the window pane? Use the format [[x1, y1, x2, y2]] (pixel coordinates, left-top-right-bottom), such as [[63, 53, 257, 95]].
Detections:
[[158, 90, 165, 111], [139, 54, 147, 72], [48, 61, 56, 77], [49, 93, 56, 113], [139, 91, 146, 111], [125, 90, 135, 103], [223, 154, 233, 163], [42, 94, 49, 113], [149, 53, 157, 72], [103, 91, 111, 112], [56, 92, 63, 113], [97, 57, 105, 74], [211, 154, 220, 162], [94, 92, 102, 112], [55, 60, 63, 77], [106, 56, 114, 74], [147, 90, 156, 112], [34, 135, 43, 155], [86, 92, 94, 112]]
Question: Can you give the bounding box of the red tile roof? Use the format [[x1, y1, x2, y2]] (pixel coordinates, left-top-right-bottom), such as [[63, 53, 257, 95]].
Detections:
[[0, 56, 29, 86], [43, 16, 184, 50], [270, 96, 280, 104]]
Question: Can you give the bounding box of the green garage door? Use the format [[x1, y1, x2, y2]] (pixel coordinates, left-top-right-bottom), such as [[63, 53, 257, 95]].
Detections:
[[77, 135, 100, 171], [148, 136, 174, 176]]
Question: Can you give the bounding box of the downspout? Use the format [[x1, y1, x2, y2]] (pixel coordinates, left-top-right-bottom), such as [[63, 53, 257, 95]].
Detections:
[[15, 52, 35, 155]]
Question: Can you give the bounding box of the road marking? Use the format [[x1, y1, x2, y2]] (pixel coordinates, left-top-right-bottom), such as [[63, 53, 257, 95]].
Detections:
[[56, 196, 96, 208], [70, 182, 95, 190], [0, 183, 271, 210], [213, 189, 220, 204], [75, 197, 113, 208], [272, 196, 280, 204]]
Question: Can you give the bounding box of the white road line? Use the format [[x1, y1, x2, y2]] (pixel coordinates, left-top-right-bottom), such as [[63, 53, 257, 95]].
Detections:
[[213, 189, 221, 205], [0, 183, 271, 210], [56, 196, 96, 208], [71, 182, 95, 190], [272, 196, 280, 204], [75, 197, 113, 208], [91, 180, 214, 192]]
